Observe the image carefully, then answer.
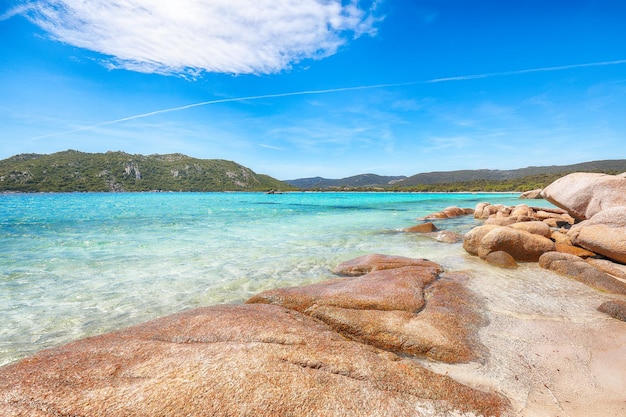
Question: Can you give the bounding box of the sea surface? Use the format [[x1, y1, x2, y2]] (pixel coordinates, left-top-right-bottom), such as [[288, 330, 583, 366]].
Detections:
[[0, 192, 555, 366]]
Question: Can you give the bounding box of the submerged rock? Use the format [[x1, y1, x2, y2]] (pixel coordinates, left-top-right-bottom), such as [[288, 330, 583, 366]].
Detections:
[[429, 230, 464, 243], [403, 221, 438, 233], [402, 223, 464, 243]]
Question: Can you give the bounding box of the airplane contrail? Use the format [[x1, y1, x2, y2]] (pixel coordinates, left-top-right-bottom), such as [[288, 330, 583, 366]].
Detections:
[[427, 59, 626, 83], [28, 59, 626, 141]]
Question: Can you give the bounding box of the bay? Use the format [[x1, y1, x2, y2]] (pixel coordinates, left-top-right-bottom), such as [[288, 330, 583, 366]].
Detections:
[[0, 192, 552, 366]]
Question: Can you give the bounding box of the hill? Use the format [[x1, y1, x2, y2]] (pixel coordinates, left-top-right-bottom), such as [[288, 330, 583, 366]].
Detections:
[[396, 160, 626, 187], [285, 160, 626, 191], [286, 174, 407, 190], [0, 150, 296, 192]]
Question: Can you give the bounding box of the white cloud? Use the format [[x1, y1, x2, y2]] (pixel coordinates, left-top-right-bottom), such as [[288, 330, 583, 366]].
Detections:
[[18, 0, 378, 76]]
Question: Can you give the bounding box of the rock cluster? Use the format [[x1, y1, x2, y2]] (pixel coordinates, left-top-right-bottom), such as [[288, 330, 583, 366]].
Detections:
[[463, 172, 626, 299], [421, 206, 475, 219], [0, 255, 508, 417]]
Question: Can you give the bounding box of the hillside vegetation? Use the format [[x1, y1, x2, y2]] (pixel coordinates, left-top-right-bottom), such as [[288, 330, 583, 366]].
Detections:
[[3, 151, 624, 193], [286, 160, 626, 192], [0, 150, 296, 192], [286, 174, 407, 190]]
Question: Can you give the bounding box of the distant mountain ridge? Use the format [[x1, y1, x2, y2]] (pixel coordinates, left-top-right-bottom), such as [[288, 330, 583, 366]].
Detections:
[[286, 174, 407, 190], [397, 160, 626, 186], [0, 150, 295, 192], [285, 159, 626, 190]]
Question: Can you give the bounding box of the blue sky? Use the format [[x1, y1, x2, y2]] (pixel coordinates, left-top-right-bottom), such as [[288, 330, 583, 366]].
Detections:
[[1, 0, 625, 179]]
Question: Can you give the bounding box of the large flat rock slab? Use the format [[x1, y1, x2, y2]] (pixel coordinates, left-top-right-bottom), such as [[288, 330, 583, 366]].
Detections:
[[249, 255, 486, 363], [248, 265, 437, 313], [0, 303, 507, 417]]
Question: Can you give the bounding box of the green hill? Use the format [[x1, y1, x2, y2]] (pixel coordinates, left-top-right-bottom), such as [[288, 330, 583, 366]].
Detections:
[[286, 174, 407, 190], [285, 159, 626, 192], [396, 160, 626, 187], [0, 150, 296, 192]]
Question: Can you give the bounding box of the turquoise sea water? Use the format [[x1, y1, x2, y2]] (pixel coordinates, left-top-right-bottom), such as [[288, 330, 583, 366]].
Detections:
[[0, 192, 553, 366]]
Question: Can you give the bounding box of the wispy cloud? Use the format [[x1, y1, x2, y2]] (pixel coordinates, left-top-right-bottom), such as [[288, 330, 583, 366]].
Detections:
[[258, 143, 285, 151], [428, 60, 626, 83], [13, 0, 378, 76], [1, 3, 29, 20], [25, 59, 626, 142]]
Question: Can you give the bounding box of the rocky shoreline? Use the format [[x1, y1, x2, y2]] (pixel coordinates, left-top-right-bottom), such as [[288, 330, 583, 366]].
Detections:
[[460, 172, 626, 300], [1, 172, 625, 416]]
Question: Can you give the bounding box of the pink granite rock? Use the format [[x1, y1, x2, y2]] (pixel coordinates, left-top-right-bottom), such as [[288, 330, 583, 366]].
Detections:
[[331, 253, 442, 277], [0, 303, 508, 417], [519, 189, 543, 199], [586, 258, 626, 280], [248, 265, 437, 313], [568, 206, 626, 264], [249, 256, 487, 364], [463, 224, 502, 256], [403, 221, 438, 233], [476, 227, 555, 262], [428, 230, 464, 243], [598, 300, 626, 321], [509, 220, 552, 239], [541, 172, 626, 220], [422, 206, 474, 220], [538, 252, 626, 295], [485, 251, 518, 269]]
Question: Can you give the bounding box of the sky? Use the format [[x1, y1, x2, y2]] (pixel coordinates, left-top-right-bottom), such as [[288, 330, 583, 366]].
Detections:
[[1, 1, 625, 180]]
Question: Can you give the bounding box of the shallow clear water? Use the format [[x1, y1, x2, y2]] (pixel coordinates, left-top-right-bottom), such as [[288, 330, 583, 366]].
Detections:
[[0, 192, 553, 366]]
